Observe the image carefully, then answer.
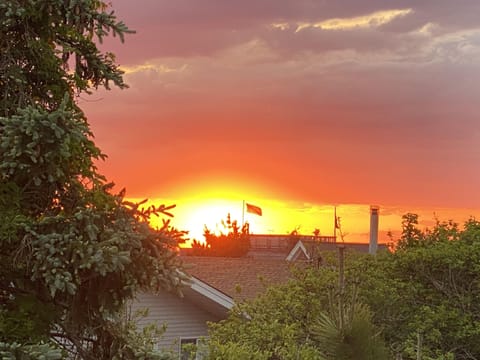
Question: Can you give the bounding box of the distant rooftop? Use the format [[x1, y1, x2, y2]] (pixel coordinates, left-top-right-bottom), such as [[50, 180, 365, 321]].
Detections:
[[181, 256, 296, 301], [248, 233, 390, 258], [180, 233, 388, 260]]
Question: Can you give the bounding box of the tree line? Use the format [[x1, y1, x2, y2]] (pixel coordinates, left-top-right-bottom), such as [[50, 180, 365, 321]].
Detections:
[[1, 1, 183, 358], [204, 214, 480, 359]]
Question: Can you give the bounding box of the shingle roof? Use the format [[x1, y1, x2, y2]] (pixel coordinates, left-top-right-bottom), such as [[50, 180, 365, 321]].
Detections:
[[181, 256, 295, 301]]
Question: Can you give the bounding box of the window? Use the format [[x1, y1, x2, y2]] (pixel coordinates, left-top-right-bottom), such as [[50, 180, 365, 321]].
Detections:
[[179, 337, 208, 360]]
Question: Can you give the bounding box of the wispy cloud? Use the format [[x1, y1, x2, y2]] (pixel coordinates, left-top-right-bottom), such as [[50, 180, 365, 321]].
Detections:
[[295, 8, 413, 32], [120, 63, 188, 75], [270, 22, 290, 31]]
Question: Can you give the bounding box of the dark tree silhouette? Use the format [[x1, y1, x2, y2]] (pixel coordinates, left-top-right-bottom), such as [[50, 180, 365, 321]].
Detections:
[[191, 214, 250, 257]]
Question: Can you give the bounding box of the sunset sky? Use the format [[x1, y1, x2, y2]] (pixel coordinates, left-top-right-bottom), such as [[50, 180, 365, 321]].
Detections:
[[83, 0, 480, 243]]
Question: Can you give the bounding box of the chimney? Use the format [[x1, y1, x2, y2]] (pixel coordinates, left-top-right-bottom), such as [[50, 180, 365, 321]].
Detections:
[[369, 206, 379, 255]]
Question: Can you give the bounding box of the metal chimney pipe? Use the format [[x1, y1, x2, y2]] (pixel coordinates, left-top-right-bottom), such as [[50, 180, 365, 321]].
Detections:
[[369, 206, 379, 255]]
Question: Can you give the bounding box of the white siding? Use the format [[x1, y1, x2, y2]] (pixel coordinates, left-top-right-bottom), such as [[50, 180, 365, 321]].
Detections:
[[131, 292, 221, 352]]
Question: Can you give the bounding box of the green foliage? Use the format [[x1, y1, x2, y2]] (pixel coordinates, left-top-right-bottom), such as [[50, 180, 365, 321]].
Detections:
[[354, 215, 480, 359], [0, 0, 132, 116], [0, 0, 183, 358], [190, 214, 250, 257], [0, 96, 105, 215], [207, 214, 480, 359], [205, 341, 272, 360], [85, 308, 176, 360], [0, 294, 56, 343], [207, 266, 339, 359], [396, 213, 424, 250], [0, 341, 62, 360], [312, 303, 389, 360], [207, 259, 389, 358]]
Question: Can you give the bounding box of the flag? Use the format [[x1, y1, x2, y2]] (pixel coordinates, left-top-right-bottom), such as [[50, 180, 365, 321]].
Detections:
[[246, 203, 262, 216]]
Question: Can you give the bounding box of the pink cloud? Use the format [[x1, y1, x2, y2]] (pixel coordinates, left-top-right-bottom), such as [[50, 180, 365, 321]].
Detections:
[[85, 0, 480, 210]]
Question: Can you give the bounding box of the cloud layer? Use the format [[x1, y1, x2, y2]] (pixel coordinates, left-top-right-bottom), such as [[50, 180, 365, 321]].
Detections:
[[85, 0, 480, 209]]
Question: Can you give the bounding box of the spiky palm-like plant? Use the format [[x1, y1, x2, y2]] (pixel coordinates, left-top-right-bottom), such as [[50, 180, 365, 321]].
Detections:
[[312, 302, 389, 360]]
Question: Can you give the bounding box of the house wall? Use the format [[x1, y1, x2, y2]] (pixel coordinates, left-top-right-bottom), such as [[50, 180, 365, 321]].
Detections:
[[131, 292, 222, 353]]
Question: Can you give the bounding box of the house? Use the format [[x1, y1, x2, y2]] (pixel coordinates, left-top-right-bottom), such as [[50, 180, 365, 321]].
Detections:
[[133, 206, 387, 356], [131, 256, 296, 357], [132, 238, 385, 357], [133, 241, 387, 357]]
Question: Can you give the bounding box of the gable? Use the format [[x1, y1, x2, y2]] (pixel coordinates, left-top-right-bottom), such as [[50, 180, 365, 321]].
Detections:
[[285, 240, 310, 261]]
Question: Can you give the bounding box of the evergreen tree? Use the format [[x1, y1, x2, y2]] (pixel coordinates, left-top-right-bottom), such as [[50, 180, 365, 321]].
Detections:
[[0, 1, 183, 358]]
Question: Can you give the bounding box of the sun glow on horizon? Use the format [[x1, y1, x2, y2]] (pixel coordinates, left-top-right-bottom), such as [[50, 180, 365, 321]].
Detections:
[[126, 179, 480, 248], [130, 180, 281, 243], [130, 194, 367, 246], [135, 197, 272, 244]]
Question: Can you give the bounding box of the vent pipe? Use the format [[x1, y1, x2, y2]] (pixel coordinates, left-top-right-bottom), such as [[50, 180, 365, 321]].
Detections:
[[369, 206, 379, 255]]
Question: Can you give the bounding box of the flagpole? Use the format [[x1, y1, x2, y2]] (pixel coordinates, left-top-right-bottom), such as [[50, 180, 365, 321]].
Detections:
[[242, 200, 245, 227], [334, 206, 337, 242]]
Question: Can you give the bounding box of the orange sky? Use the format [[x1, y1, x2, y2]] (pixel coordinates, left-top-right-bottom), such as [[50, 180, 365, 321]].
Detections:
[[83, 1, 480, 243]]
